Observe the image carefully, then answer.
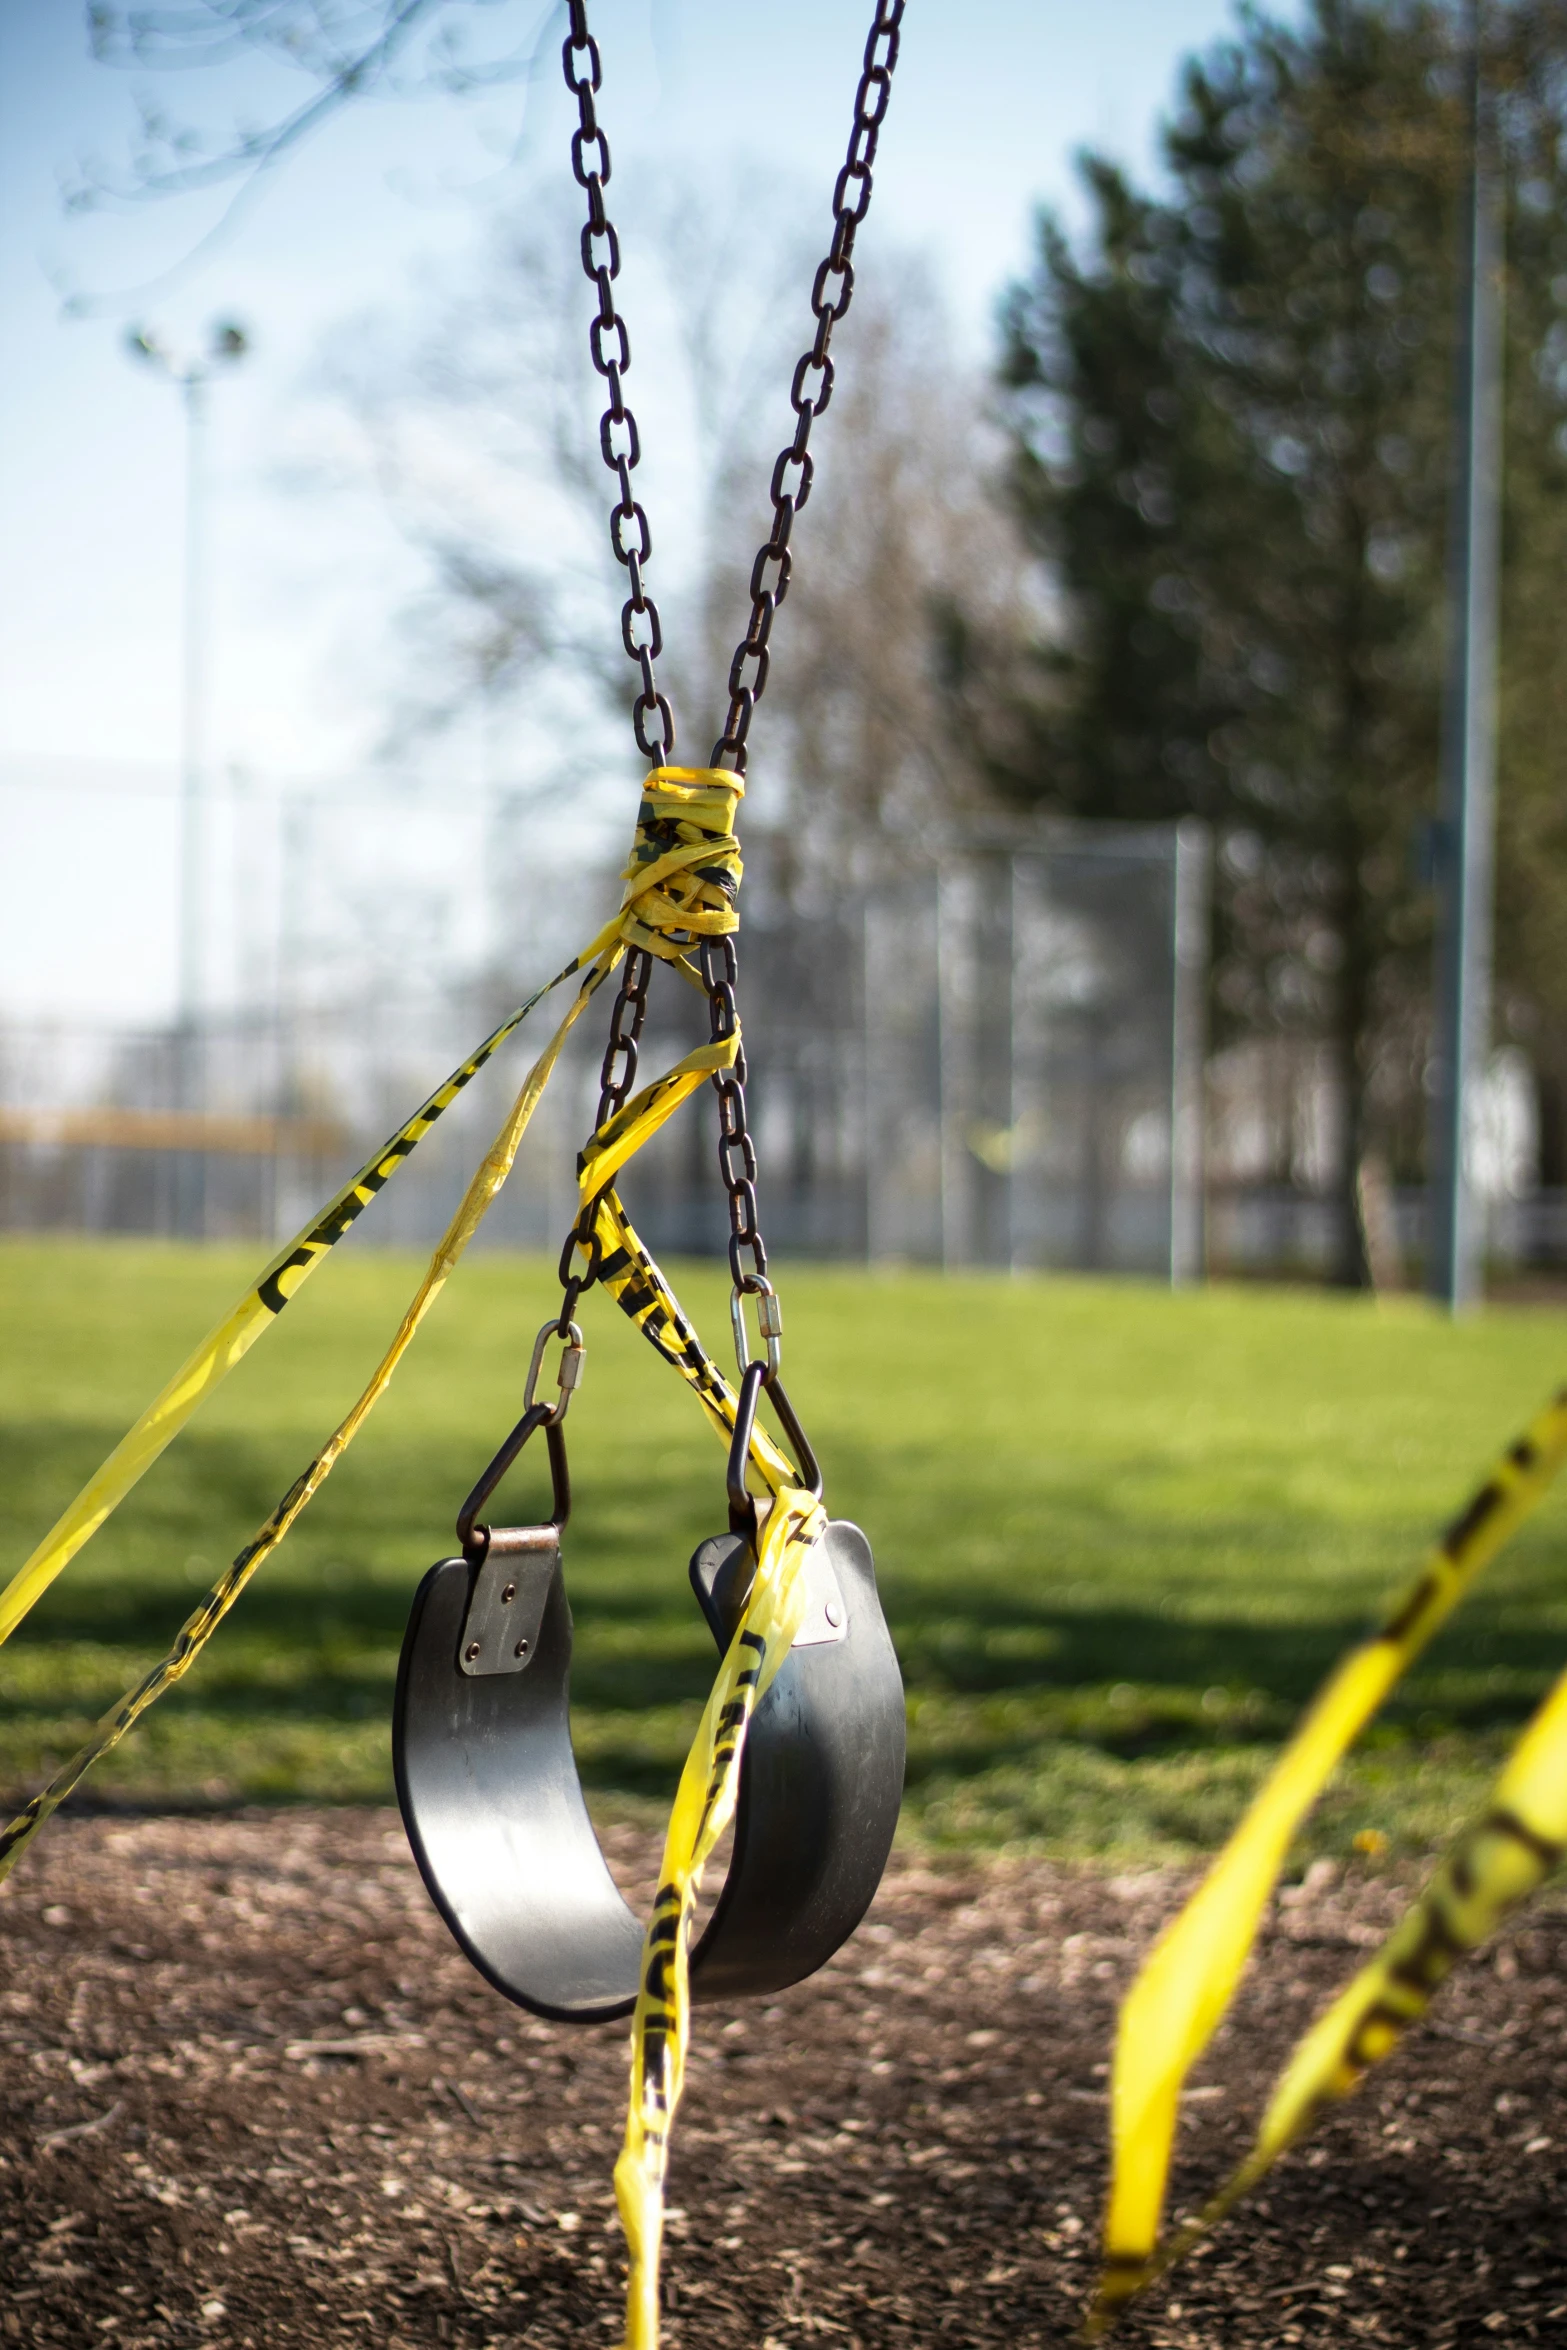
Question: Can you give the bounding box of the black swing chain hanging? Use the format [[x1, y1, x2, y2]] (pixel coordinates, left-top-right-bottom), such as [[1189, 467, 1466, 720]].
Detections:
[[561, 1, 673, 771], [556, 0, 905, 1353]]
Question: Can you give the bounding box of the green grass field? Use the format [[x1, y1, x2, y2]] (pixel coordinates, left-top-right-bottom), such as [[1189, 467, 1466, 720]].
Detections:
[[0, 1235, 1563, 1862]]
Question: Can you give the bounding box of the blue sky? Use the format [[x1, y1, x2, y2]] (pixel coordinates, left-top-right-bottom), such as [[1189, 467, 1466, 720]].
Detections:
[[0, 0, 1276, 1015]]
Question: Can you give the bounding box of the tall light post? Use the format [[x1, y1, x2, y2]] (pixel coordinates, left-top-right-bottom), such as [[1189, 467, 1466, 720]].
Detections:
[[125, 317, 249, 1235], [1427, 0, 1503, 1312]]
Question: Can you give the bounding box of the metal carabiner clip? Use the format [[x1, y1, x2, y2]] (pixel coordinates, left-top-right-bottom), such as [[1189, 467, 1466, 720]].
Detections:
[[525, 1316, 585, 1425], [726, 1358, 823, 1543], [731, 1277, 783, 1381]]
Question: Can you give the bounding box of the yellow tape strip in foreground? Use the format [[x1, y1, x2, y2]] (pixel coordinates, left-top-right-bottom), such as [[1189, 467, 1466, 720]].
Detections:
[[0, 961, 604, 1878], [0, 997, 542, 1652], [1091, 1383, 1567, 2331], [0, 764, 753, 1858], [615, 1483, 822, 2350], [0, 762, 743, 1658], [1136, 1659, 1567, 2301], [1, 758, 798, 2350]]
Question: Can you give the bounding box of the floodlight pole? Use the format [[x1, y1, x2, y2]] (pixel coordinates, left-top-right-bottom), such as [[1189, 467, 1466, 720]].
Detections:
[[1427, 0, 1503, 1312], [179, 363, 208, 1036], [125, 320, 249, 1236]]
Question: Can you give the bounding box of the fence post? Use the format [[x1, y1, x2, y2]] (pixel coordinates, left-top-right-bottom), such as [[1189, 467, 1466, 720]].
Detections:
[[1170, 821, 1211, 1285]]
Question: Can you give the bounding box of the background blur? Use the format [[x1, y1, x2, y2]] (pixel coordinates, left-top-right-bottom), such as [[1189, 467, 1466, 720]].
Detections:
[[4, 3, 1567, 1855], [2, 0, 1564, 1290]]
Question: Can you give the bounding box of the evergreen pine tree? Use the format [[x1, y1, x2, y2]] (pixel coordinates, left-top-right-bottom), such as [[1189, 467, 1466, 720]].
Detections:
[[987, 0, 1567, 1281]]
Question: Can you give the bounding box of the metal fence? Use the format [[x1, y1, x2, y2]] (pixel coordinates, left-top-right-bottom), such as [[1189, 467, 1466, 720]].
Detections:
[[0, 823, 1209, 1281], [1204, 1183, 1567, 1282]]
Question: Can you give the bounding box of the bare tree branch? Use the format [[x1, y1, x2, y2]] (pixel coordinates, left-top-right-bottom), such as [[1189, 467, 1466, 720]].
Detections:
[[70, 0, 555, 211], [311, 171, 1038, 870]]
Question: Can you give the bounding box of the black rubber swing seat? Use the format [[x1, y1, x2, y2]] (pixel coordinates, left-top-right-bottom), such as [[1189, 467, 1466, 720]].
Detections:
[[392, 1374, 905, 2024]]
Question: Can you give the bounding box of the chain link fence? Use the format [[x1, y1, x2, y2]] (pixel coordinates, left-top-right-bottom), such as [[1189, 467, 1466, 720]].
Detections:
[[0, 823, 1208, 1280]]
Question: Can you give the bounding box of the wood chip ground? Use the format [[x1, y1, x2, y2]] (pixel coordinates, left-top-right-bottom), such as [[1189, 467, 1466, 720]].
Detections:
[[0, 1810, 1564, 2347]]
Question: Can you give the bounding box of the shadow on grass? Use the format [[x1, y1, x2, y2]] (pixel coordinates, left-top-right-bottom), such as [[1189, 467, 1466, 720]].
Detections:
[[3, 1590, 1554, 1750], [4, 1423, 1561, 1812]]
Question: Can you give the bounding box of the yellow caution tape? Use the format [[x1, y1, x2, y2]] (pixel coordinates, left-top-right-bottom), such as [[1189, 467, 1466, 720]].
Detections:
[[1091, 1384, 1567, 2332], [8, 758, 833, 2350], [587, 1199, 822, 2349], [0, 764, 742, 1662], [1120, 1659, 1567, 2313], [615, 769, 744, 960], [588, 1189, 797, 1490], [0, 764, 744, 1786], [616, 1480, 822, 2350], [0, 948, 609, 1876], [0, 997, 546, 1652], [577, 1039, 738, 1207]]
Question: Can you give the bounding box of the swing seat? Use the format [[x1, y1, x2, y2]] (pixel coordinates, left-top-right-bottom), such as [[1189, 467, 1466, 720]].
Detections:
[[392, 1514, 905, 2023]]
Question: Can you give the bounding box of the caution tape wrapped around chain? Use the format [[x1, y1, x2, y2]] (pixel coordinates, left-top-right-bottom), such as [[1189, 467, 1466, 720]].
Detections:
[[587, 1188, 795, 1487], [1090, 1386, 1567, 2333]]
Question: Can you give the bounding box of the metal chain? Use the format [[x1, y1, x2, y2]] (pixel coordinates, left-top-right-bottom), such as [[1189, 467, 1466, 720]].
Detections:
[[709, 0, 904, 776], [552, 0, 663, 1338], [695, 0, 904, 1333], [699, 935, 765, 1296], [592, 947, 653, 1134], [555, 0, 904, 1352], [555, 945, 652, 1335], [561, 3, 674, 766]]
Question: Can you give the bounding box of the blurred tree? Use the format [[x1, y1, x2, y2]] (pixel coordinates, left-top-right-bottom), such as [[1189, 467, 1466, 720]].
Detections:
[[1493, 6, 1567, 1184], [321, 173, 1028, 888], [70, 1, 553, 210], [979, 0, 1567, 1283], [78, 1, 1038, 880]]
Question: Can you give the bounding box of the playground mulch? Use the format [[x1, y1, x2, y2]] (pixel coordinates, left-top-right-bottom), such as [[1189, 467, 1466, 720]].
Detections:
[[0, 1811, 1564, 2348]]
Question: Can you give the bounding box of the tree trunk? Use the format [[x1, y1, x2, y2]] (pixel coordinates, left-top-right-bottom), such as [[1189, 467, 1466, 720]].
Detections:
[[1329, 853, 1374, 1291]]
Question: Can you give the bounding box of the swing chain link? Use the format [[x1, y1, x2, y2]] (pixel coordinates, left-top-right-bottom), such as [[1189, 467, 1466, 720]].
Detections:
[[696, 0, 902, 1339], [554, 945, 653, 1337], [555, 0, 903, 1359], [708, 0, 904, 775], [699, 934, 769, 1305], [595, 945, 653, 1130], [561, 3, 674, 765]]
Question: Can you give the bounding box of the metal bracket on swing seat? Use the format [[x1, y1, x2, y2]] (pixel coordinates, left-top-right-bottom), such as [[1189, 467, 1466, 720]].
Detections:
[[689, 1524, 848, 1650], [458, 1528, 557, 1677]]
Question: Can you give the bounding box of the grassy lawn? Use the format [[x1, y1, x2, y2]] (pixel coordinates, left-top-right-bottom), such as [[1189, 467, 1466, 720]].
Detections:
[[0, 1233, 1563, 1863]]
